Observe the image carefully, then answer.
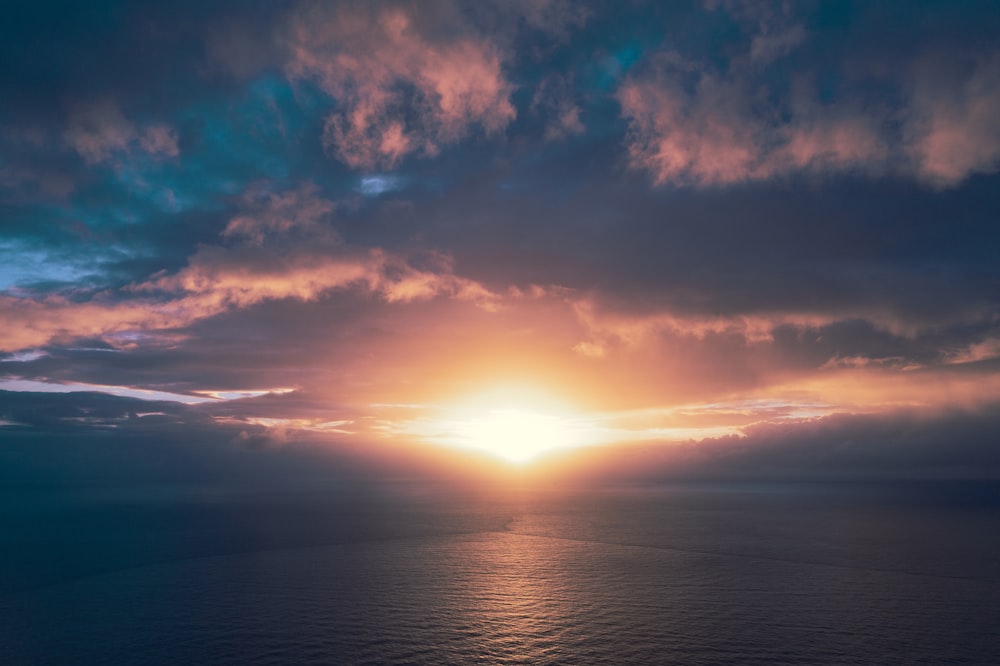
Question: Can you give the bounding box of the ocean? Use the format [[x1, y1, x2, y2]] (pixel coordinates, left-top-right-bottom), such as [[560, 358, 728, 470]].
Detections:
[[2, 482, 998, 664]]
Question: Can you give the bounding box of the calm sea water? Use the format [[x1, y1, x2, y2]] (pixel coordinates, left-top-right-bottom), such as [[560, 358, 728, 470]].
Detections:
[[2, 482, 998, 664]]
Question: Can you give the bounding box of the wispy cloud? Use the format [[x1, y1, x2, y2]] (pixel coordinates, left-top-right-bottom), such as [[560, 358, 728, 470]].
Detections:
[[0, 182, 501, 352]]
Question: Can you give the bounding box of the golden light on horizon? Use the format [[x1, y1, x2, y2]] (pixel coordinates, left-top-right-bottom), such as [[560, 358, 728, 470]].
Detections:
[[378, 369, 987, 469], [407, 384, 604, 464], [453, 407, 577, 463]]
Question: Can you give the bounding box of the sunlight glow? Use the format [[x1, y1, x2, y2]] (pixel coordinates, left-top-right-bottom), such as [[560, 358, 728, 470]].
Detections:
[[454, 408, 577, 463], [413, 385, 604, 463], [378, 389, 850, 466]]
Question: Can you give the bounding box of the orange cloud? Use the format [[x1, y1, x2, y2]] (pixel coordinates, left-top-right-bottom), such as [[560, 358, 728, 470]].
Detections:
[[570, 295, 846, 354], [0, 179, 504, 352], [0, 294, 190, 352], [761, 367, 1000, 414], [0, 248, 502, 353]]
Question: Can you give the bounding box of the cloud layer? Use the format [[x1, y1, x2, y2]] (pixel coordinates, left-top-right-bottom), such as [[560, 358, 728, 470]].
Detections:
[[619, 28, 1000, 186], [1, 1, 999, 482]]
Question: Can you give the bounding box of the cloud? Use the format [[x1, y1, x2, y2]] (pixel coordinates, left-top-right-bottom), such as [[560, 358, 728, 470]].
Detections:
[[705, 0, 807, 66], [695, 405, 1000, 480], [618, 63, 765, 186], [531, 73, 585, 141], [477, 0, 590, 42], [905, 53, 1000, 186], [64, 100, 179, 165], [567, 288, 956, 359], [558, 290, 1000, 415], [285, 3, 515, 169], [618, 8, 1000, 187], [944, 337, 1000, 365], [138, 124, 180, 158], [1, 1, 997, 493], [0, 183, 501, 352], [541, 403, 1000, 483], [0, 248, 495, 353], [0, 295, 189, 353], [617, 53, 889, 186], [571, 296, 837, 352], [222, 182, 337, 244], [147, 245, 497, 314]]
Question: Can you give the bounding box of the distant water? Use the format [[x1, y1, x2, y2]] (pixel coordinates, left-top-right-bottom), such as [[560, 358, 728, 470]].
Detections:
[[2, 482, 999, 664]]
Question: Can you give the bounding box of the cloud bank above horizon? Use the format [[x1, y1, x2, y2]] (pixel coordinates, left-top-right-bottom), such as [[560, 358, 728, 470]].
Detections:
[[2, 0, 1000, 482]]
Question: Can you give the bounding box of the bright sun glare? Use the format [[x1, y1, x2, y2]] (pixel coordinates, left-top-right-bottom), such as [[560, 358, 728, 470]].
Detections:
[[434, 385, 594, 464], [457, 408, 575, 463]]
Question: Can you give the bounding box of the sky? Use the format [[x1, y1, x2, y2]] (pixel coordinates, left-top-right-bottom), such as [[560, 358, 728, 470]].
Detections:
[[2, 0, 1000, 486]]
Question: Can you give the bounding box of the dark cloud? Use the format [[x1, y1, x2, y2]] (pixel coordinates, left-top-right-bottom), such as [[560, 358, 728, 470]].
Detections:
[[0, 389, 457, 488]]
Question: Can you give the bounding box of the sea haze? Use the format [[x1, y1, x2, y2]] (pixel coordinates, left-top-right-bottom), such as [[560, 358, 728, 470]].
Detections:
[[2, 481, 998, 665]]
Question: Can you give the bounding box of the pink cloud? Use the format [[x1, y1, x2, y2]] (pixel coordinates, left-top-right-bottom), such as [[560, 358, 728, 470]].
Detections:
[[618, 82, 756, 185], [905, 54, 1000, 186], [0, 183, 501, 352], [618, 58, 1000, 187], [705, 0, 807, 66], [0, 166, 75, 201], [570, 295, 844, 358], [565, 289, 987, 363], [0, 288, 234, 353], [485, 0, 590, 41], [618, 54, 891, 186], [819, 355, 917, 371], [64, 100, 180, 165], [531, 73, 585, 141], [138, 124, 180, 158], [618, 12, 1000, 188], [944, 337, 1000, 365], [64, 101, 135, 164], [619, 69, 762, 186], [285, 4, 515, 169], [774, 114, 888, 172], [222, 182, 337, 244], [0, 249, 500, 352]]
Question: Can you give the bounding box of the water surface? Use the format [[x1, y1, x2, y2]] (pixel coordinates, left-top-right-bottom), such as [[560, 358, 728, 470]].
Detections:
[[2, 482, 998, 664]]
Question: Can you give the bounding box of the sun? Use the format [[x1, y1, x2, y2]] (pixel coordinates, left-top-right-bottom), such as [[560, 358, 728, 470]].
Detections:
[[427, 385, 596, 464], [456, 408, 577, 463]]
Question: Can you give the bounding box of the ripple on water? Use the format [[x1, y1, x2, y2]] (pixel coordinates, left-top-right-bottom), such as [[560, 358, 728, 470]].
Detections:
[[2, 528, 998, 665]]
